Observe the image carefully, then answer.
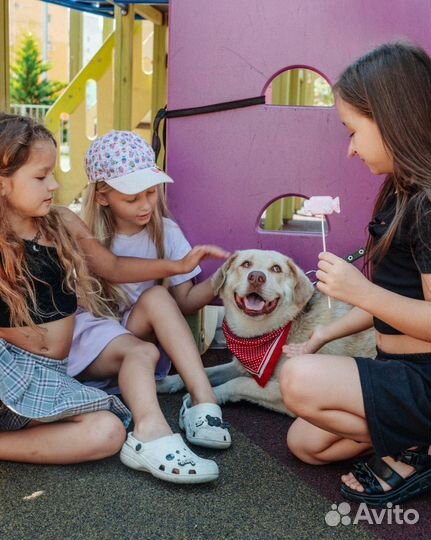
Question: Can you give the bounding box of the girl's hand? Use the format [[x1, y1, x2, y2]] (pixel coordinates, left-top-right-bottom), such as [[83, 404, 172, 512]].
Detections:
[[177, 245, 230, 274], [316, 251, 372, 305], [283, 325, 327, 357]]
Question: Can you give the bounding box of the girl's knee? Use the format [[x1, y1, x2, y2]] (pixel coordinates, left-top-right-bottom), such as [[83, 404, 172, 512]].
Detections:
[[137, 285, 172, 307], [123, 341, 160, 366], [81, 411, 126, 458], [280, 355, 313, 385], [279, 356, 317, 414]]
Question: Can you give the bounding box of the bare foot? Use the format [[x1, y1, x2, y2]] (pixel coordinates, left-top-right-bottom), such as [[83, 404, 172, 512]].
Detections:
[[341, 455, 415, 493]]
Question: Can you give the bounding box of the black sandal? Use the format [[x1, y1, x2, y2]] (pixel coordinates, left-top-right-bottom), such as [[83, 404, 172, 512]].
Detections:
[[341, 446, 431, 507]]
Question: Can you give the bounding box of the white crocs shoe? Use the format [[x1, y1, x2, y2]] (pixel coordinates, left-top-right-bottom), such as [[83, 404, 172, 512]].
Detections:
[[179, 394, 232, 449], [120, 432, 219, 484]]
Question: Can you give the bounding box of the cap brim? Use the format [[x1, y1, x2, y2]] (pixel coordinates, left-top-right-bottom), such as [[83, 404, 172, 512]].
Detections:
[[105, 167, 174, 195]]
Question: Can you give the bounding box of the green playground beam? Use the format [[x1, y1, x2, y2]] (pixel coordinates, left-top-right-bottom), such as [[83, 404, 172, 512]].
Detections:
[[113, 5, 134, 130], [0, 0, 10, 112], [69, 9, 83, 80]]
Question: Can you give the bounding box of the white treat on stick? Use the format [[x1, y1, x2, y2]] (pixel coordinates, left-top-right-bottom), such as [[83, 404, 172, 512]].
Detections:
[[303, 196, 341, 309], [303, 196, 340, 215]]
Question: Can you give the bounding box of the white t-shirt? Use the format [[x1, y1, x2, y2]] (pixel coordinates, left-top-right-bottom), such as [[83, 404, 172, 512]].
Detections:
[[112, 217, 201, 304]]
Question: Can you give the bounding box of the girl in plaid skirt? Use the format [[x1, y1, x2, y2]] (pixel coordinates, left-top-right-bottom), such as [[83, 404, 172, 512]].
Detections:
[[0, 114, 226, 482]]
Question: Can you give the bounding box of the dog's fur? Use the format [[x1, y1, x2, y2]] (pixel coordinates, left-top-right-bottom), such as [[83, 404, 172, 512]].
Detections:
[[157, 249, 375, 415]]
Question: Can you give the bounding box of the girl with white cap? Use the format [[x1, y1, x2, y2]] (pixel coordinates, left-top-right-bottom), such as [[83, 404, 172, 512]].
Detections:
[[68, 130, 232, 484], [0, 115, 227, 477]]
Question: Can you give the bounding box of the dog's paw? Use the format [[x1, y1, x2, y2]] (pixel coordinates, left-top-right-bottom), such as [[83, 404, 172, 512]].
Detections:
[[212, 386, 225, 404], [156, 374, 185, 394], [212, 382, 236, 405]]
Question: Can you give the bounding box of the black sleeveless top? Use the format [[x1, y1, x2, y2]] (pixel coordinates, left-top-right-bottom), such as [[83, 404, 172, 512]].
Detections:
[[369, 194, 431, 334], [0, 241, 78, 327]]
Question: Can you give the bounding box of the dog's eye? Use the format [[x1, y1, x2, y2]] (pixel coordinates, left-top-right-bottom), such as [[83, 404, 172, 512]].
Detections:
[[270, 264, 282, 273], [240, 260, 251, 268]]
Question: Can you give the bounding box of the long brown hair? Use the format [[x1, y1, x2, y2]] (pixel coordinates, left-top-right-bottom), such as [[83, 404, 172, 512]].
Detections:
[[0, 113, 120, 327], [333, 42, 431, 274]]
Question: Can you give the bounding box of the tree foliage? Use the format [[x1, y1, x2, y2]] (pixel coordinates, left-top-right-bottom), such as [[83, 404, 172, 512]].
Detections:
[[10, 33, 66, 105]]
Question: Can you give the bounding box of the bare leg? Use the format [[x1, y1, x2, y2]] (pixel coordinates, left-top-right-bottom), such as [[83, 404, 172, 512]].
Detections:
[[80, 334, 221, 481], [280, 354, 418, 492], [126, 286, 217, 405], [0, 411, 125, 464], [287, 417, 372, 465], [81, 334, 173, 443], [280, 354, 370, 441]]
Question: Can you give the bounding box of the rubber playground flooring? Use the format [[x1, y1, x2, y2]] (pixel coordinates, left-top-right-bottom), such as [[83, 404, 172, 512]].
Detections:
[[0, 350, 429, 540]]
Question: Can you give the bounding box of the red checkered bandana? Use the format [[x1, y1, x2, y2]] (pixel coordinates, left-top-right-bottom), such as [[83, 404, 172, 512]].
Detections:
[[222, 320, 292, 387]]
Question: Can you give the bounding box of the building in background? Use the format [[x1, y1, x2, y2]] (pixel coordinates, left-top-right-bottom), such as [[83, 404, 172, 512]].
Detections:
[[9, 0, 104, 84]]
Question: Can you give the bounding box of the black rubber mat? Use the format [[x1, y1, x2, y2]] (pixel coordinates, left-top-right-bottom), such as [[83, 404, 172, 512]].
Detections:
[[0, 349, 428, 539]]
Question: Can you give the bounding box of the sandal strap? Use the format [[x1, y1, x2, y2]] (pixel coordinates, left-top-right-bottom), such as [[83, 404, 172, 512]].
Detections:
[[396, 447, 431, 469], [351, 461, 384, 494], [366, 455, 406, 490]]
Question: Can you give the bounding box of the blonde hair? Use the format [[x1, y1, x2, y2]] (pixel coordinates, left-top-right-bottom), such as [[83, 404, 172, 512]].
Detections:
[[81, 181, 171, 296], [82, 181, 170, 255], [0, 113, 122, 327]]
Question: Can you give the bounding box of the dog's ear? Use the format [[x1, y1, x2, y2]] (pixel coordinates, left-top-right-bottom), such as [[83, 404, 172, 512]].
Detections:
[[211, 252, 239, 296], [286, 258, 314, 309]]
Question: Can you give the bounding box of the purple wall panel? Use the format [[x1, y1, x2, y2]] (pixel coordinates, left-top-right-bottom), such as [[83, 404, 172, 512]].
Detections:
[[166, 0, 431, 276]]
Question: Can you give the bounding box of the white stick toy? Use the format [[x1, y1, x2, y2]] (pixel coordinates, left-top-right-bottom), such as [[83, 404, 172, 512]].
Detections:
[[302, 196, 341, 308]]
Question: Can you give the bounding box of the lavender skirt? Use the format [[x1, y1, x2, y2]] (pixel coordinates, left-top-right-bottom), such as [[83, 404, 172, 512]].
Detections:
[[67, 308, 172, 393]]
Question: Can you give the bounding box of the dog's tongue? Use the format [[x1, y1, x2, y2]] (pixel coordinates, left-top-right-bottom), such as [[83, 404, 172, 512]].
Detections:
[[244, 294, 265, 311]]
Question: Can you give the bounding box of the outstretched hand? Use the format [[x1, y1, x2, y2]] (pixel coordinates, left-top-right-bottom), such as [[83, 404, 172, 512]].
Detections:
[[282, 325, 327, 357], [316, 251, 371, 306], [178, 245, 230, 274]]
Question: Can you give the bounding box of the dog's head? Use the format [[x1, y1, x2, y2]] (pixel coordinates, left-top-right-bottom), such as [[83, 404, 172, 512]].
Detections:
[[212, 249, 314, 337]]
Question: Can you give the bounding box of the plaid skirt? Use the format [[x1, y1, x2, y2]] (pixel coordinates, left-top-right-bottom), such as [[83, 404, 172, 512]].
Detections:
[[0, 339, 132, 431]]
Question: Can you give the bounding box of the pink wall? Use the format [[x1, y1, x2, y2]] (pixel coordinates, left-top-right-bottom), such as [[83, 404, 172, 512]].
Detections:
[[166, 0, 431, 277]]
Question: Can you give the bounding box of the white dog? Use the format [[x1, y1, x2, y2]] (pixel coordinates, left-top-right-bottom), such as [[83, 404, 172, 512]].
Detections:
[[157, 249, 375, 416]]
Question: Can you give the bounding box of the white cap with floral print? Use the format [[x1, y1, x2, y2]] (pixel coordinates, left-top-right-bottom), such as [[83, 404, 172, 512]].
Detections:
[[85, 130, 174, 195]]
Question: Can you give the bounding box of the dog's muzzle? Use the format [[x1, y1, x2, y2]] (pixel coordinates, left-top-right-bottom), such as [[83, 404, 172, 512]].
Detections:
[[234, 292, 279, 317]]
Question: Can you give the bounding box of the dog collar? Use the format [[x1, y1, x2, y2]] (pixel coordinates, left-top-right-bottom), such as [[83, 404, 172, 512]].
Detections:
[[222, 320, 292, 387]]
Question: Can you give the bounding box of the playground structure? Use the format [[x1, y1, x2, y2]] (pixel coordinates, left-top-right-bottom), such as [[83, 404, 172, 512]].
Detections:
[[166, 0, 431, 279], [1, 1, 169, 205], [1, 0, 431, 347], [2, 6, 431, 536]]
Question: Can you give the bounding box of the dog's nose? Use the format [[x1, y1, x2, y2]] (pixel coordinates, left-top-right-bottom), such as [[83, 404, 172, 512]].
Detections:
[[248, 271, 266, 285]]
